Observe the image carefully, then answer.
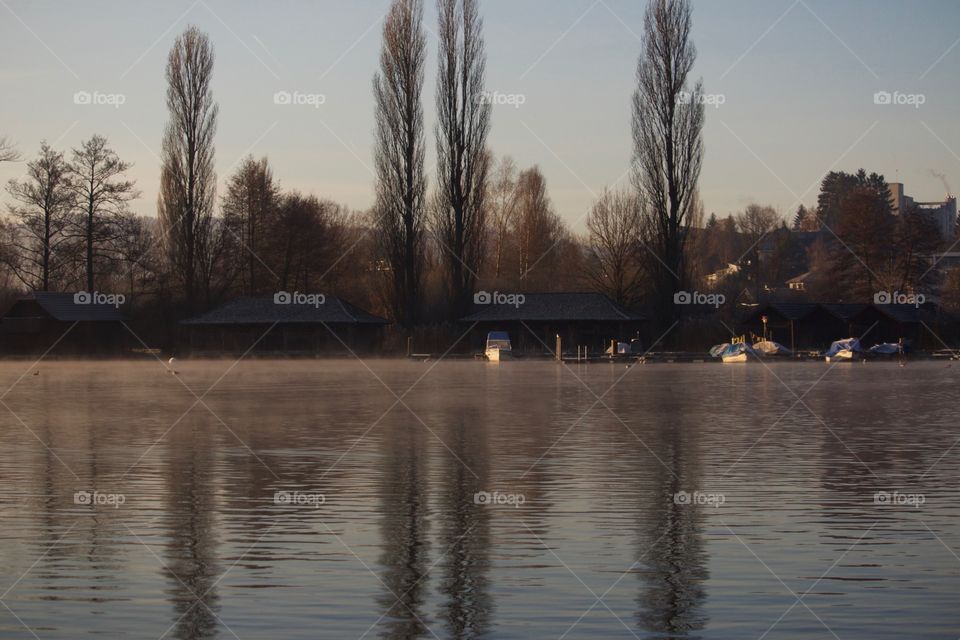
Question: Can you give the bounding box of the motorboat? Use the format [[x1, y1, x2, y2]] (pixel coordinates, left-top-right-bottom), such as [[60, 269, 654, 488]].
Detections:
[[485, 331, 513, 362]]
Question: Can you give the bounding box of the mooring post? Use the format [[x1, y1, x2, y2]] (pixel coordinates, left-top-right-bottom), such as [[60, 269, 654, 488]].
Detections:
[[555, 334, 561, 362]]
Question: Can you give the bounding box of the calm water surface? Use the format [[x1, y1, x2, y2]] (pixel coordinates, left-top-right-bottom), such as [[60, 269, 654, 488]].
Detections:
[[0, 360, 957, 639]]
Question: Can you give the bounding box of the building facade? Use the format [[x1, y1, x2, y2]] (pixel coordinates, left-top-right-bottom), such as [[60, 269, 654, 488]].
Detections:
[[889, 182, 957, 239]]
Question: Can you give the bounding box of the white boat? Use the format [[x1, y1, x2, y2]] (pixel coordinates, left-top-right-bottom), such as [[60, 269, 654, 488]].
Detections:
[[485, 331, 512, 362], [825, 337, 860, 363]]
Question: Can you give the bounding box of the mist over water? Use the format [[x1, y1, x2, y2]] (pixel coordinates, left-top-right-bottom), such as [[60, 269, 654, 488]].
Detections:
[[0, 360, 957, 639]]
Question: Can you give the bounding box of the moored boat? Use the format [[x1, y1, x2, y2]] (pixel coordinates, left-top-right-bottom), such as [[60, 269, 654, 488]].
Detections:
[[868, 343, 901, 356], [485, 331, 513, 362], [720, 342, 756, 363], [709, 343, 730, 358], [753, 340, 792, 357], [825, 337, 860, 363]]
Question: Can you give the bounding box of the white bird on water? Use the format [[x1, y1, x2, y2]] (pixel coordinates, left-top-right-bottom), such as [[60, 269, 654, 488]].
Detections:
[[168, 357, 179, 375]]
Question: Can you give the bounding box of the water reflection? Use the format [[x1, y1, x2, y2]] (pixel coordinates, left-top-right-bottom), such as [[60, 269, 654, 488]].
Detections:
[[436, 416, 492, 639], [636, 398, 709, 638], [377, 419, 431, 639], [163, 415, 221, 639], [1, 361, 959, 639]]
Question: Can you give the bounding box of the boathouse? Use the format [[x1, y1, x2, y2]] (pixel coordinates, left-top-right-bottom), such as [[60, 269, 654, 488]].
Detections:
[[180, 295, 389, 356], [739, 302, 940, 351], [0, 291, 128, 355], [458, 292, 643, 355]]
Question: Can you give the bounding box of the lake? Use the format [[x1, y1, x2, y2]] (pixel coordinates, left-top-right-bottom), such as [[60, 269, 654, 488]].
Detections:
[[0, 359, 957, 639]]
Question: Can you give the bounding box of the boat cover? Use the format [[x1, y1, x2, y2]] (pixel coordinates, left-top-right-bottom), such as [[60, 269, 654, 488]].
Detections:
[[753, 340, 792, 355], [825, 337, 861, 357]]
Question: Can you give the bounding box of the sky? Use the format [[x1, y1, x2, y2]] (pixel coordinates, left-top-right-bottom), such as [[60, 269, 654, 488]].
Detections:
[[1, 0, 958, 230]]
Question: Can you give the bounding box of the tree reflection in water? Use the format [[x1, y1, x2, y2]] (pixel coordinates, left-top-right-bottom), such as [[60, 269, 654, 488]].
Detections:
[[436, 416, 492, 639], [377, 421, 431, 639], [636, 407, 709, 638], [163, 416, 221, 640]]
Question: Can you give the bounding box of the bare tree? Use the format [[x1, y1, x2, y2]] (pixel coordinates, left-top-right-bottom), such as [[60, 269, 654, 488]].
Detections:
[[112, 212, 159, 299], [586, 188, 644, 306], [432, 0, 491, 319], [373, 0, 427, 329], [68, 135, 140, 292], [4, 142, 76, 290], [269, 192, 347, 293], [487, 155, 519, 281], [632, 0, 704, 326], [0, 136, 20, 163], [157, 25, 219, 309], [514, 166, 564, 284], [221, 155, 279, 295]]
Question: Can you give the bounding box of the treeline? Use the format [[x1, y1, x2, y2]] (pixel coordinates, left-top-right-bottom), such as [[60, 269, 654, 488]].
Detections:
[[2, 0, 951, 353], [1, 0, 709, 349], [692, 168, 953, 311]]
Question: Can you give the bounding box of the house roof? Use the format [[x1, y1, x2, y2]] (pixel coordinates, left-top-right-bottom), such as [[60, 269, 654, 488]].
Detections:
[[5, 292, 126, 322], [459, 292, 642, 322], [181, 295, 389, 326]]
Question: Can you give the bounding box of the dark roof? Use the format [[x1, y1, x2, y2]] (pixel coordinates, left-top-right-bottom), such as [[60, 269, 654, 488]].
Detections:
[[5, 292, 126, 322], [459, 292, 642, 322], [820, 303, 867, 320], [745, 302, 932, 325], [871, 304, 926, 324], [747, 302, 818, 321], [181, 295, 389, 325]]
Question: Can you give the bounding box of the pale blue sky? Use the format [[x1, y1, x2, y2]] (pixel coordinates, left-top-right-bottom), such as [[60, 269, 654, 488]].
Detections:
[[1, 0, 958, 228]]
